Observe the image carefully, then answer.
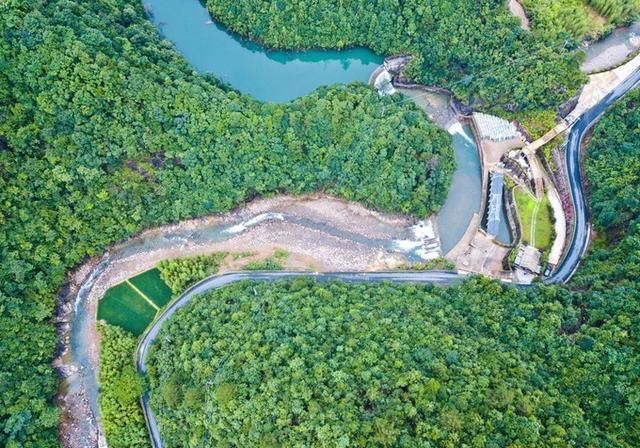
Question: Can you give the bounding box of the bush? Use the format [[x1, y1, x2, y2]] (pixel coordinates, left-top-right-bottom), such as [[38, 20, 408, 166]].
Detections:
[[158, 253, 228, 294], [98, 324, 148, 448]]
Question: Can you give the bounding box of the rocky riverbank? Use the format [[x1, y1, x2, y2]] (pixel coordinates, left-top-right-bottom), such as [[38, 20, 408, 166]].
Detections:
[[55, 194, 438, 447]]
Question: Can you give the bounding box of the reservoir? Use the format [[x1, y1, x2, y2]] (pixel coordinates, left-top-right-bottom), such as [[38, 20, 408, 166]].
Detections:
[[437, 124, 482, 254], [144, 0, 382, 102]]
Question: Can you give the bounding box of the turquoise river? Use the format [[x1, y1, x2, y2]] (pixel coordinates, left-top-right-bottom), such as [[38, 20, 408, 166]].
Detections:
[[144, 0, 509, 252]]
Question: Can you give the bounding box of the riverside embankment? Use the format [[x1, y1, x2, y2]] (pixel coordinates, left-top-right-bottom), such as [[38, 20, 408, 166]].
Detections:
[[57, 195, 443, 447], [59, 1, 640, 445]]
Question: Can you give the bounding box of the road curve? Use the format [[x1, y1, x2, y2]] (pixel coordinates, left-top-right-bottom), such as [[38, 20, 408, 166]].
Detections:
[[136, 270, 464, 448], [545, 66, 640, 284], [135, 68, 640, 447]]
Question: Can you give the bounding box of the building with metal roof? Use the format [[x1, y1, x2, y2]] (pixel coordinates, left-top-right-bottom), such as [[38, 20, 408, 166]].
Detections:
[[486, 171, 504, 236]]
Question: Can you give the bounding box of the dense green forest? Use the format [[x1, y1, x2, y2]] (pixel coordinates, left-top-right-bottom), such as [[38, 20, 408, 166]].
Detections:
[[0, 0, 453, 445], [573, 88, 640, 291], [1, 0, 639, 445], [587, 0, 640, 24], [205, 0, 587, 125], [521, 0, 604, 39], [144, 90, 640, 447], [583, 90, 640, 237], [158, 253, 228, 294], [147, 276, 638, 447], [98, 324, 148, 448], [521, 0, 640, 40]]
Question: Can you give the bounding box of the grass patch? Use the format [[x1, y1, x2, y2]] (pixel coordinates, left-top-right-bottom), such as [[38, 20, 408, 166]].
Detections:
[[243, 249, 289, 271], [232, 251, 255, 260], [98, 283, 157, 336], [512, 108, 558, 141], [129, 268, 172, 307], [514, 188, 554, 251]]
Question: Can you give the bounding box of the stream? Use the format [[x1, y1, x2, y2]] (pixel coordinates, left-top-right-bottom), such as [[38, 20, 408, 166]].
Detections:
[[65, 0, 500, 441], [67, 208, 443, 435], [581, 21, 640, 73]]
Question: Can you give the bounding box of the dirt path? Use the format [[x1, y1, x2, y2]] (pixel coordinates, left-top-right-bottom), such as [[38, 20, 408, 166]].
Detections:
[[530, 197, 540, 248], [508, 0, 530, 31]]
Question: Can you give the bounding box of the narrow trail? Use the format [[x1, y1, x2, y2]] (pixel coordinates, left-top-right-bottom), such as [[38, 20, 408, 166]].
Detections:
[[530, 197, 540, 248], [126, 280, 160, 311]]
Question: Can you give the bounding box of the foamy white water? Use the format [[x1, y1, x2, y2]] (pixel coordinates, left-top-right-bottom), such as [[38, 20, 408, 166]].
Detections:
[[223, 212, 285, 234], [447, 122, 474, 145], [410, 220, 436, 240]]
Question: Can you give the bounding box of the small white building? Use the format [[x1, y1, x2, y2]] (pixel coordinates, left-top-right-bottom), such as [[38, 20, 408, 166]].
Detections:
[[514, 244, 542, 275]]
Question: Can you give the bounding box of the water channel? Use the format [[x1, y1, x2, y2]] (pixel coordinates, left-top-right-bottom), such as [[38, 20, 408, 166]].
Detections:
[[581, 21, 640, 73], [144, 0, 382, 102], [65, 0, 508, 441]]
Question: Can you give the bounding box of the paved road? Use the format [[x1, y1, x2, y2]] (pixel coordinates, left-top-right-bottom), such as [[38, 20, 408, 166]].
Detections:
[[136, 67, 640, 447], [545, 65, 640, 283], [136, 271, 464, 448]]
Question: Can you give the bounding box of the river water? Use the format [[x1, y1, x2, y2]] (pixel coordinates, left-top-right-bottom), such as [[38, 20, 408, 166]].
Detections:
[[581, 21, 640, 73], [144, 0, 381, 102], [144, 0, 496, 251], [65, 0, 508, 440], [68, 210, 439, 421]]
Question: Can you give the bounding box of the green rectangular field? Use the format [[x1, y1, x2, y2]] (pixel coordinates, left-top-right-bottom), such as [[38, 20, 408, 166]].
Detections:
[[129, 268, 173, 307], [97, 283, 157, 336], [514, 188, 553, 251]]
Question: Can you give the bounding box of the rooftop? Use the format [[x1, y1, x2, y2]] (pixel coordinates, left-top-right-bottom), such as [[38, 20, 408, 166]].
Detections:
[[486, 172, 504, 236]]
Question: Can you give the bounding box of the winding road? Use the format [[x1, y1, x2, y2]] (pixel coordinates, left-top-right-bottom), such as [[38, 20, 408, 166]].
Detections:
[[546, 65, 640, 283], [135, 67, 640, 447], [136, 271, 464, 448]]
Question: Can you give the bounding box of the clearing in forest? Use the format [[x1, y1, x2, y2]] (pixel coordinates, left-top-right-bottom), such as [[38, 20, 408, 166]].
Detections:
[[514, 188, 554, 251], [127, 268, 173, 307], [97, 268, 172, 335]]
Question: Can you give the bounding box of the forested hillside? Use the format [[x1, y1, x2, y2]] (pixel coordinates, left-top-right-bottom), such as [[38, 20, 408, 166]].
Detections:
[[205, 0, 587, 124], [2, 0, 639, 445], [584, 90, 640, 237], [520, 0, 640, 40], [145, 90, 640, 447], [574, 88, 640, 290], [0, 0, 453, 445], [147, 276, 639, 447]]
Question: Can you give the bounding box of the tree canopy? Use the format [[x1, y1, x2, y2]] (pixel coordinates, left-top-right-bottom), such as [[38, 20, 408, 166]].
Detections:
[[147, 277, 639, 447], [205, 0, 588, 123], [573, 88, 640, 292], [98, 324, 148, 448], [158, 253, 228, 295], [0, 0, 453, 445]]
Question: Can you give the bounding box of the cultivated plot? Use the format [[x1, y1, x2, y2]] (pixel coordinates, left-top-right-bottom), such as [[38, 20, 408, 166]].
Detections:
[[128, 269, 173, 308], [97, 269, 173, 335]]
